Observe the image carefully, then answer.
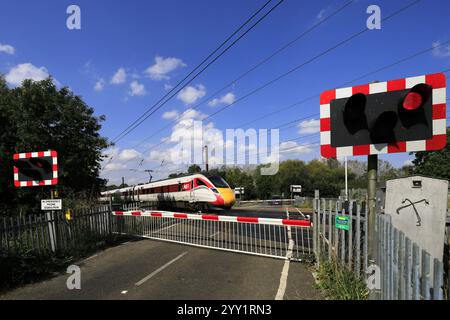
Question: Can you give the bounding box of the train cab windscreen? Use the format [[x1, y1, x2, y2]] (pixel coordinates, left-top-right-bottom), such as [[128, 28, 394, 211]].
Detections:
[[209, 176, 229, 188]]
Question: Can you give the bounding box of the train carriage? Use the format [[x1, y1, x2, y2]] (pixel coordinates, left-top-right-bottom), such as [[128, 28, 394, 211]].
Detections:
[[100, 173, 235, 211]]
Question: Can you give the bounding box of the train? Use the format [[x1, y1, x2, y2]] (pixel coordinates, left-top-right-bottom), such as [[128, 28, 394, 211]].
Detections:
[[99, 173, 236, 211]]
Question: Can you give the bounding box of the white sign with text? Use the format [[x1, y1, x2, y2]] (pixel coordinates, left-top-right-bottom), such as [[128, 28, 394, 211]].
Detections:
[[41, 199, 62, 210]]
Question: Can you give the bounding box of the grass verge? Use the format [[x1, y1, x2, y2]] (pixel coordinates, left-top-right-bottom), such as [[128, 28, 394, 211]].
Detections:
[[315, 256, 368, 300]]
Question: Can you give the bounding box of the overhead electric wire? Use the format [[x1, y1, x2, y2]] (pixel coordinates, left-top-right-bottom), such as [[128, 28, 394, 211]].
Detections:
[[110, 0, 284, 144], [236, 37, 450, 129], [115, 0, 423, 168], [110, 0, 275, 143], [128, 0, 356, 150], [106, 0, 435, 181]]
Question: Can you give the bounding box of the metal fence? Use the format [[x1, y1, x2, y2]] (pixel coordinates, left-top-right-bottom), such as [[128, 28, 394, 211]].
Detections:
[[376, 213, 445, 300], [112, 205, 313, 261], [0, 205, 112, 254], [313, 199, 368, 276], [313, 198, 448, 300]]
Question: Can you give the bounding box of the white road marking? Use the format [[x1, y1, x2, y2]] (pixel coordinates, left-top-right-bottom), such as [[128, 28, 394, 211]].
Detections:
[[209, 231, 219, 238], [135, 251, 188, 286], [121, 290, 128, 294], [275, 208, 294, 300]]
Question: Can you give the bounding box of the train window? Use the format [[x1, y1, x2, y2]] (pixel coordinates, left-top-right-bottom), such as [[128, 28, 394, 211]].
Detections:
[[209, 176, 229, 188], [196, 179, 207, 187], [178, 182, 182, 192]]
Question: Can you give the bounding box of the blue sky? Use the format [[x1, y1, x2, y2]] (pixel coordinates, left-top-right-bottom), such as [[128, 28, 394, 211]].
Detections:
[[1, 0, 449, 185]]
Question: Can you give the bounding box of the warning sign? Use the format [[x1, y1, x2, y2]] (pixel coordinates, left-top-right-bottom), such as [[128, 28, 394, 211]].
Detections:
[[41, 199, 62, 210]]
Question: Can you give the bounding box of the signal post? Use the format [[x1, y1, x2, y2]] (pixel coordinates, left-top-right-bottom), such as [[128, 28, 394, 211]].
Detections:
[[319, 72, 447, 298]]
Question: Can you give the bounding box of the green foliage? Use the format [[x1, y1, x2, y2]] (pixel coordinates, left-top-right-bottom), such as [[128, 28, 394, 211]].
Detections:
[[187, 164, 202, 174], [0, 77, 109, 216], [412, 127, 450, 180], [168, 172, 184, 178], [316, 257, 368, 300]]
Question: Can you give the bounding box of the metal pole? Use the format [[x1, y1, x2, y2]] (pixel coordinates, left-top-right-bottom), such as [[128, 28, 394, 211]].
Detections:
[[345, 157, 348, 200], [368, 154, 380, 299], [204, 145, 209, 172]]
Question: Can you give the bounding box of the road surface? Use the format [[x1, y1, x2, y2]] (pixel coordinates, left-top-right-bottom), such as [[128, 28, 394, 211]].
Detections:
[[226, 203, 312, 220], [0, 237, 320, 300]]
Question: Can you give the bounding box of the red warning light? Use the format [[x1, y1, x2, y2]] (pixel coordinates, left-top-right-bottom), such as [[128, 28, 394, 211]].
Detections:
[[403, 92, 423, 110]]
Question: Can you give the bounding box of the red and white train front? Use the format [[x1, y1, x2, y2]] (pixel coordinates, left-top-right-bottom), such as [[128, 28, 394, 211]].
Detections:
[[100, 174, 236, 211]]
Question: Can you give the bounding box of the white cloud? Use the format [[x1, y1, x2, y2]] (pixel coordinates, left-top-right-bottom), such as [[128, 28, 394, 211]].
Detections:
[[298, 119, 320, 135], [164, 83, 173, 91], [118, 149, 142, 161], [94, 78, 105, 92], [129, 80, 146, 96], [177, 84, 206, 105], [104, 163, 127, 172], [0, 43, 15, 55], [432, 41, 450, 58], [5, 63, 51, 86], [162, 110, 179, 120], [110, 67, 127, 84], [145, 56, 186, 80], [208, 92, 236, 107], [279, 141, 314, 154]]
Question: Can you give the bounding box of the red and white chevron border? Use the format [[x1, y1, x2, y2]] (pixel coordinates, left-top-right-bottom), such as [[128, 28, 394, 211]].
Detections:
[[112, 210, 311, 227], [320, 73, 447, 158], [13, 150, 58, 187]]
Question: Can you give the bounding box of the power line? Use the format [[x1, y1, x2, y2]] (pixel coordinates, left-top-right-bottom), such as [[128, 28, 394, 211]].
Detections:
[[114, 0, 422, 166], [236, 38, 450, 129], [128, 0, 356, 150], [201, 0, 422, 123], [110, 0, 284, 144], [110, 0, 275, 143]]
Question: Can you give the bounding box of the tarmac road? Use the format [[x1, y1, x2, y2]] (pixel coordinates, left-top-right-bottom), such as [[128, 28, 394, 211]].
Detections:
[[224, 203, 312, 220], [0, 238, 320, 300]]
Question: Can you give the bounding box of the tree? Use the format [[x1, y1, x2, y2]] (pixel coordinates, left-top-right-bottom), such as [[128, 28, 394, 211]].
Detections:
[[277, 160, 309, 197], [187, 164, 202, 174], [306, 160, 341, 197], [411, 127, 450, 180], [0, 77, 109, 215], [254, 164, 280, 199], [168, 172, 184, 178]]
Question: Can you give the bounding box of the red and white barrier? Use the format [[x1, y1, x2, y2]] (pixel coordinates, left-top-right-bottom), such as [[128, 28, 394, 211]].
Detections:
[[112, 210, 311, 227]]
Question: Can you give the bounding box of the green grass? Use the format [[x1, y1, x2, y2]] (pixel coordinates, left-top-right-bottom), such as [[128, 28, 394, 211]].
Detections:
[[315, 257, 368, 300]]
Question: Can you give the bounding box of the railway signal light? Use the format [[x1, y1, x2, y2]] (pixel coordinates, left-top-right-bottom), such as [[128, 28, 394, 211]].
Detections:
[[13, 150, 58, 187], [320, 73, 446, 158]]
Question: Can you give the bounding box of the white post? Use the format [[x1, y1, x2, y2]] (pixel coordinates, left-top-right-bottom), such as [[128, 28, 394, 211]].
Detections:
[[345, 156, 348, 200]]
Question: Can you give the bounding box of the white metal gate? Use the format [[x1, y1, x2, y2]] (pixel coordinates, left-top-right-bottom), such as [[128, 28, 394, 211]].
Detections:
[[111, 209, 313, 261]]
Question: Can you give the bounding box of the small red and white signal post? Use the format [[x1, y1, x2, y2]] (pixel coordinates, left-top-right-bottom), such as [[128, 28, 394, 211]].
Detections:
[[319, 72, 446, 297], [13, 150, 58, 187], [13, 150, 60, 252]]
